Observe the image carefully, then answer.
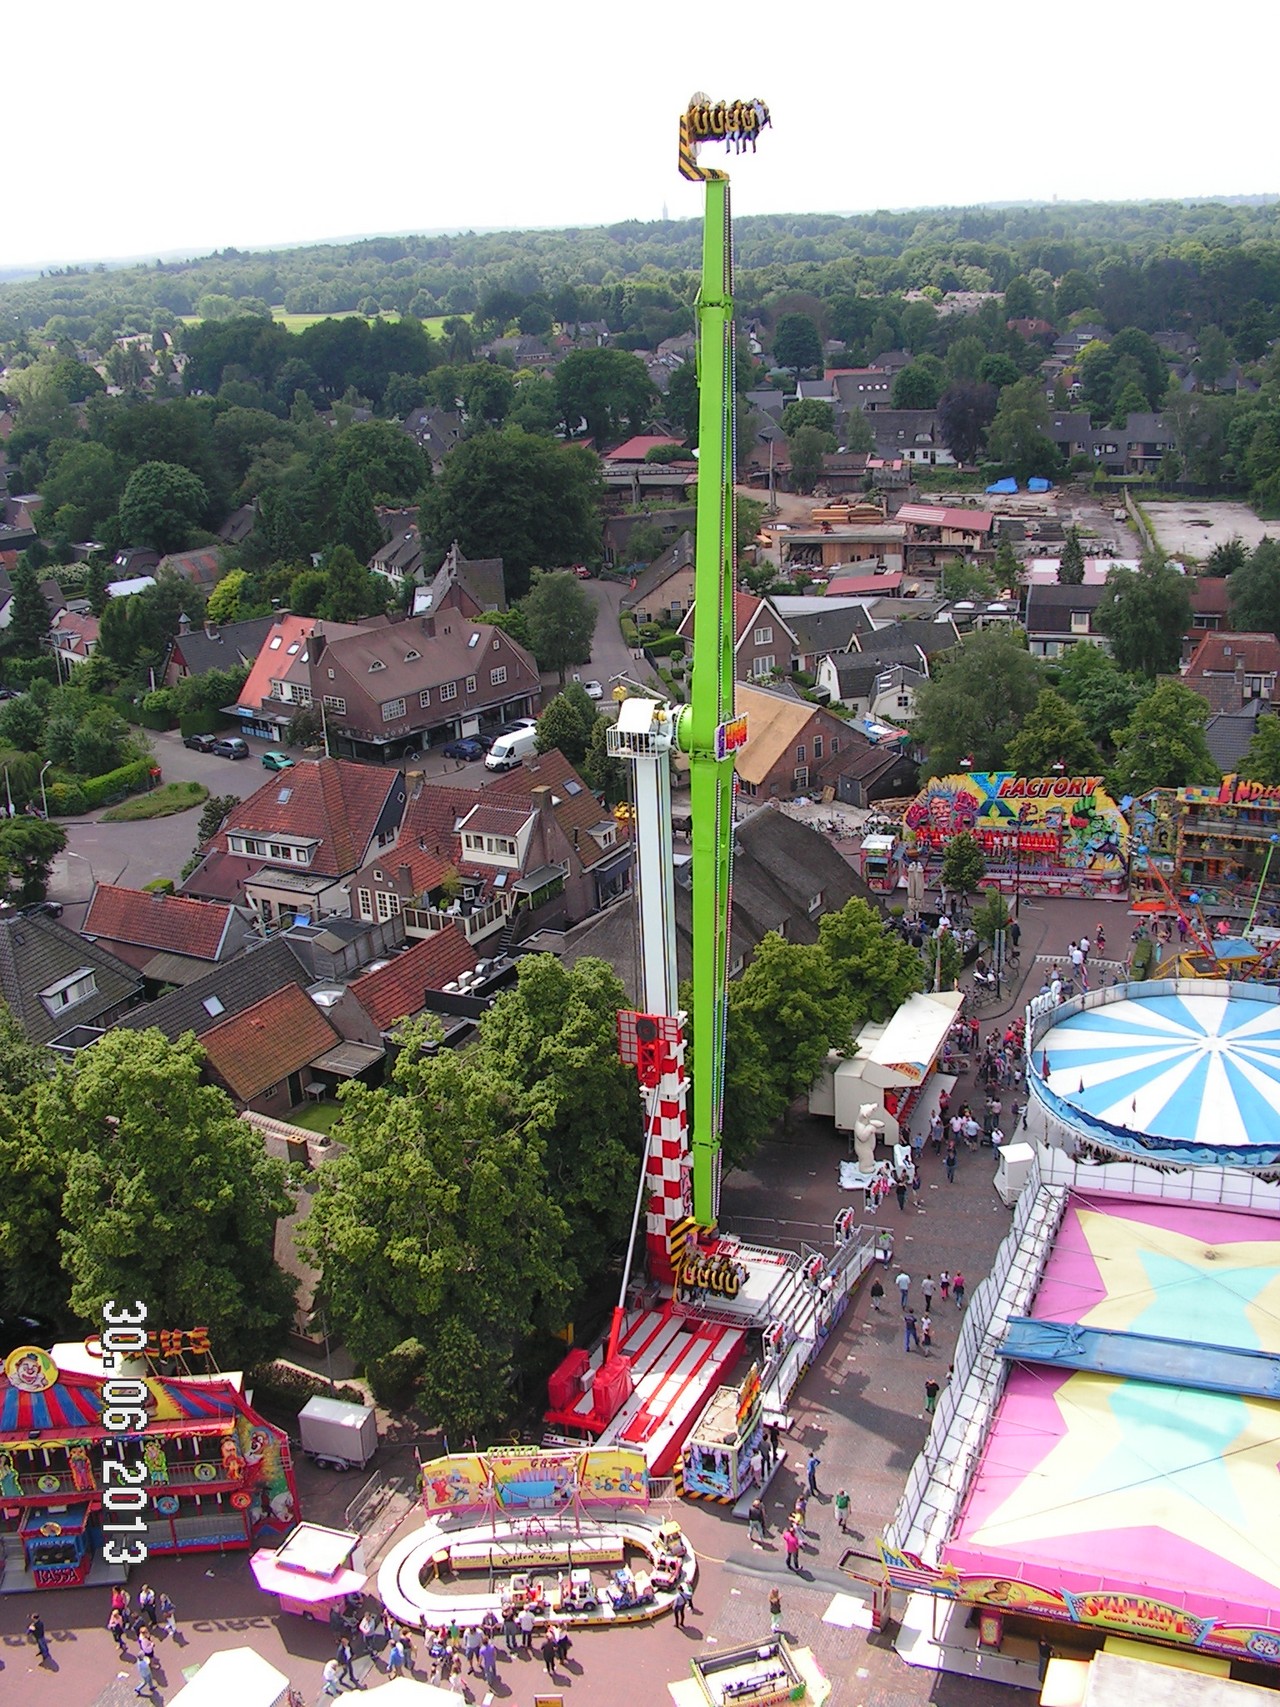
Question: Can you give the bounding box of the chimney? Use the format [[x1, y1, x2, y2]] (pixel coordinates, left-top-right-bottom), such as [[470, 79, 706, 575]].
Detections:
[[203, 617, 218, 640], [421, 616, 436, 640], [178, 611, 191, 636]]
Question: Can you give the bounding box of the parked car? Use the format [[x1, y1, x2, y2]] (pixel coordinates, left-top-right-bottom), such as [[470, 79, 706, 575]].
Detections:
[[573, 564, 593, 580], [183, 732, 219, 753], [583, 680, 604, 701], [485, 725, 540, 771], [262, 750, 295, 772], [442, 736, 485, 762], [210, 737, 250, 760], [20, 900, 62, 919]]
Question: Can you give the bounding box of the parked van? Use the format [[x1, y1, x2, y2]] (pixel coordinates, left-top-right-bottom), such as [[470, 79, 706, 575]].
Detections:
[[484, 724, 539, 770]]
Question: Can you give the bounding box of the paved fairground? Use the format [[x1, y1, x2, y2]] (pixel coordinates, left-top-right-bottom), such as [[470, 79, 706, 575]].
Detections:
[[0, 890, 1125, 1707]]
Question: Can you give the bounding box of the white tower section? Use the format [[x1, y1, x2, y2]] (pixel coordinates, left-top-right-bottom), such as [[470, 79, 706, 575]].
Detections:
[[608, 696, 679, 1018]]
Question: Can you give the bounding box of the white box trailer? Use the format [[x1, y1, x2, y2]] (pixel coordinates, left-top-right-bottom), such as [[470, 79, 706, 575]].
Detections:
[[298, 1395, 378, 1471]]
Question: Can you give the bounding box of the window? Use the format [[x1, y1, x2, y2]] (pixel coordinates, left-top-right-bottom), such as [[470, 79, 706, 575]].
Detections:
[[381, 697, 407, 721], [404, 649, 420, 662], [751, 655, 774, 679], [269, 843, 292, 861], [1070, 611, 1090, 634], [357, 888, 373, 921], [40, 969, 97, 1015], [808, 891, 824, 917], [753, 625, 773, 645], [419, 688, 431, 708], [492, 638, 501, 650], [440, 682, 458, 702], [375, 890, 401, 921], [465, 675, 477, 694], [323, 694, 346, 713], [813, 736, 823, 761], [491, 667, 507, 687], [796, 744, 806, 763], [897, 693, 910, 708], [368, 658, 386, 672], [830, 737, 839, 754], [201, 994, 225, 1018], [794, 766, 809, 790], [295, 685, 312, 705]]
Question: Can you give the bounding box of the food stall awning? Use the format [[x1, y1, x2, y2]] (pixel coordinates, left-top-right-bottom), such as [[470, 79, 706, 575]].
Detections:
[[852, 990, 964, 1087], [170, 1646, 291, 1707]]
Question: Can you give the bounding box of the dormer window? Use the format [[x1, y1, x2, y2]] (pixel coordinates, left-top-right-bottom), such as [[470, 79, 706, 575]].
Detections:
[[404, 649, 420, 662], [40, 968, 97, 1016], [369, 659, 386, 671]]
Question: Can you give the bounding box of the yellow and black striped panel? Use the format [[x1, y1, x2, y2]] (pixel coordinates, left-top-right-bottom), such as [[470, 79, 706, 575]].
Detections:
[[678, 112, 726, 183], [668, 1216, 699, 1270]]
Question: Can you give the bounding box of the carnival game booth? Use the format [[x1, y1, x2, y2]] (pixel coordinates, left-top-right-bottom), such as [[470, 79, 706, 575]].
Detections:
[[808, 990, 963, 1148], [1130, 777, 1280, 924], [883, 1152, 1280, 1685], [681, 1364, 764, 1504], [0, 1342, 297, 1590], [903, 771, 1128, 901], [250, 1521, 367, 1619]]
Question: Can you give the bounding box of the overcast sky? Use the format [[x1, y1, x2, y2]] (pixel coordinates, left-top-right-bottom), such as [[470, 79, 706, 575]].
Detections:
[[12, 0, 1278, 270]]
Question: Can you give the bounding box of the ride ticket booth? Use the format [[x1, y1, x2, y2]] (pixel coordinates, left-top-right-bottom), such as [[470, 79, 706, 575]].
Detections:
[[19, 1501, 92, 1588]]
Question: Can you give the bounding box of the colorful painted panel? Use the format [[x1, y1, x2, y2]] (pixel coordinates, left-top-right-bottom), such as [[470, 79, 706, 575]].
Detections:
[[903, 772, 1127, 879]]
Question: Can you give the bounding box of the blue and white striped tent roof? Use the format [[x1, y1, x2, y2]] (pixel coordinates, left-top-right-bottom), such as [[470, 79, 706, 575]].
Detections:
[[1038, 988, 1280, 1150]]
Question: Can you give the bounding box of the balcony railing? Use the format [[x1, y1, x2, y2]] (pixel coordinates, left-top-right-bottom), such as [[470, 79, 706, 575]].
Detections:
[[403, 898, 510, 943]]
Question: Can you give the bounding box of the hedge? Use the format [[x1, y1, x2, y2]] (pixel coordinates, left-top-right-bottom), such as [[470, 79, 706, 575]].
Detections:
[[76, 758, 156, 813], [178, 711, 226, 738], [45, 780, 86, 815]]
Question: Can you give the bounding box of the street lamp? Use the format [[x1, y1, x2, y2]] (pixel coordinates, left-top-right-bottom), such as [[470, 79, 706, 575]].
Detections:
[[39, 761, 52, 821], [1013, 802, 1032, 919]]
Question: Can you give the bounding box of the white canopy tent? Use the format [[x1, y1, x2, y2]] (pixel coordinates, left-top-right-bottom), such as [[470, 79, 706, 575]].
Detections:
[[809, 990, 964, 1138], [169, 1647, 290, 1707]]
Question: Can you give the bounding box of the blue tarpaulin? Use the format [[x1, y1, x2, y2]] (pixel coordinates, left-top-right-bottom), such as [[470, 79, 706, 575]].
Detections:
[[999, 1316, 1280, 1399], [1027, 477, 1052, 493], [986, 478, 1018, 494]]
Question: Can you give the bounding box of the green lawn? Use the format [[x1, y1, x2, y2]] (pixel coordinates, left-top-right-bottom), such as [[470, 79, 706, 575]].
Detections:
[[289, 1099, 344, 1134], [180, 310, 470, 337], [102, 781, 208, 821]]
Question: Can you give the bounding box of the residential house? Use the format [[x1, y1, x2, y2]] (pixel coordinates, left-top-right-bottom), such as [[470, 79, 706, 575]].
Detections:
[[605, 507, 697, 569], [158, 546, 224, 593], [1043, 409, 1175, 475], [1204, 703, 1268, 772], [230, 612, 355, 740], [81, 883, 252, 987], [163, 612, 278, 688], [744, 388, 787, 421], [0, 569, 66, 632], [621, 531, 696, 624], [1023, 581, 1110, 658], [546, 807, 865, 1001], [199, 982, 345, 1117], [732, 680, 856, 800], [181, 757, 407, 928], [0, 913, 142, 1048], [816, 650, 929, 721], [865, 411, 956, 467], [4, 493, 43, 531], [371, 520, 424, 587], [830, 368, 894, 413], [49, 609, 99, 669], [1181, 633, 1280, 713], [820, 722, 918, 807], [773, 598, 874, 674], [870, 349, 912, 377], [305, 613, 539, 763], [402, 407, 463, 472], [1186, 576, 1233, 653], [112, 547, 161, 578], [1053, 325, 1109, 360], [218, 505, 256, 546], [329, 924, 479, 1049], [113, 935, 312, 1042], [411, 542, 507, 618], [676, 592, 798, 682]]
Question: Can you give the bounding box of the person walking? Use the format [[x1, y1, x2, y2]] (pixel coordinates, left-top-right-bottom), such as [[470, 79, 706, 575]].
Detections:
[[463, 1624, 482, 1676], [939, 1269, 951, 1301], [953, 1271, 966, 1309], [322, 1657, 344, 1697], [136, 1585, 157, 1628], [759, 1428, 773, 1471], [337, 1635, 358, 1689], [749, 1446, 764, 1487], [108, 1607, 129, 1652], [28, 1610, 51, 1666], [553, 1624, 572, 1666], [903, 1308, 919, 1353], [768, 1421, 781, 1462], [783, 1525, 802, 1572], [920, 1312, 933, 1356], [894, 1171, 908, 1212], [672, 1585, 689, 1629], [945, 1140, 957, 1184], [869, 1276, 884, 1312], [895, 1269, 911, 1309], [911, 1165, 923, 1210], [834, 1488, 850, 1532], [479, 1635, 499, 1688], [769, 1586, 783, 1634], [922, 1274, 936, 1309], [541, 1634, 560, 1679], [930, 1111, 943, 1155], [792, 1489, 809, 1531], [134, 1651, 154, 1698], [806, 1451, 820, 1496], [747, 1497, 767, 1541], [519, 1604, 536, 1650], [925, 1377, 940, 1414]]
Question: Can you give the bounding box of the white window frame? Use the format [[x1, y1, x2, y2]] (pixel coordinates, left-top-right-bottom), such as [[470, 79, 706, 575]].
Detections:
[[490, 667, 507, 687], [323, 694, 346, 713], [381, 697, 407, 721], [419, 689, 431, 708], [40, 968, 98, 1014], [357, 888, 373, 921], [753, 625, 773, 645], [439, 682, 458, 702], [465, 675, 477, 694]]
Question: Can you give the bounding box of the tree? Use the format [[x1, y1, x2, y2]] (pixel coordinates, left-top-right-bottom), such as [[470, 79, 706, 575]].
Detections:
[[299, 1024, 575, 1431], [817, 897, 922, 1029], [535, 686, 597, 764], [205, 569, 251, 625], [0, 819, 67, 903], [195, 793, 239, 846], [325, 419, 428, 504], [623, 521, 667, 565], [1203, 536, 1247, 578], [333, 471, 384, 562], [117, 460, 208, 554], [941, 832, 986, 911], [772, 314, 822, 376], [315, 545, 388, 623], [1227, 538, 1280, 633], [780, 399, 835, 438], [992, 534, 1021, 592], [44, 1030, 295, 1368], [6, 560, 52, 656], [725, 935, 849, 1141], [553, 348, 654, 447], [892, 358, 943, 411], [912, 628, 1044, 775], [1110, 682, 1217, 796], [788, 424, 833, 494], [522, 572, 598, 684], [937, 382, 997, 465], [461, 363, 515, 429], [580, 714, 626, 802], [972, 888, 1011, 949], [978, 353, 1021, 391], [1055, 643, 1152, 757], [1059, 524, 1086, 585], [842, 409, 875, 455], [1006, 688, 1099, 776], [986, 376, 1059, 481], [40, 441, 125, 541], [1239, 716, 1280, 785], [1095, 550, 1193, 676], [423, 429, 602, 601], [940, 559, 996, 601]]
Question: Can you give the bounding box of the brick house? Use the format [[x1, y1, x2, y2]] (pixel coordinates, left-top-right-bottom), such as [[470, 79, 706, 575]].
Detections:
[[199, 983, 344, 1116], [620, 531, 696, 625], [81, 883, 251, 987], [329, 924, 479, 1048], [677, 592, 798, 682], [1181, 632, 1280, 713], [732, 681, 857, 800], [163, 613, 277, 688], [0, 913, 142, 1048]]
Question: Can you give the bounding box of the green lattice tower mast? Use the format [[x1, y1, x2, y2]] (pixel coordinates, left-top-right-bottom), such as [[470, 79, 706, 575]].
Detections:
[[674, 97, 769, 1229]]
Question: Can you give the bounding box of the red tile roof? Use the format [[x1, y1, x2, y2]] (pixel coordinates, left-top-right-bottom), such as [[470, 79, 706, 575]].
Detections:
[[236, 613, 316, 714], [201, 984, 340, 1101], [605, 435, 686, 462], [826, 572, 904, 597], [1185, 632, 1280, 677], [347, 927, 478, 1030], [213, 758, 400, 877], [487, 748, 625, 870], [83, 884, 234, 960], [1189, 578, 1232, 616]]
